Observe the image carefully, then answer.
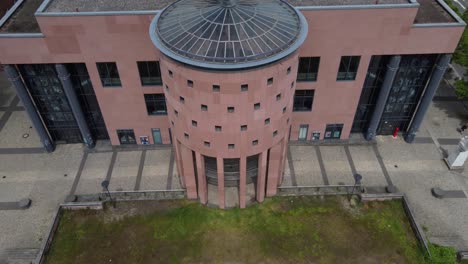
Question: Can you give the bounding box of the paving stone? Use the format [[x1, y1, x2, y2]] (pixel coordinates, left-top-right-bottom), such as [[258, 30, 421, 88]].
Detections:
[[75, 152, 113, 195], [348, 145, 388, 186], [109, 151, 141, 191], [289, 145, 323, 186], [0, 111, 42, 148], [320, 146, 354, 185], [141, 149, 171, 190]]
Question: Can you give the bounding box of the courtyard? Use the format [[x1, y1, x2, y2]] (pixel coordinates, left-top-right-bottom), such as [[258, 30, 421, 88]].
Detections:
[[2, 72, 468, 262]]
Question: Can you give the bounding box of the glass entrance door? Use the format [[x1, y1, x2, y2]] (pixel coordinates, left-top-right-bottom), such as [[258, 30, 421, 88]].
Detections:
[[152, 128, 162, 144], [298, 124, 309, 141]]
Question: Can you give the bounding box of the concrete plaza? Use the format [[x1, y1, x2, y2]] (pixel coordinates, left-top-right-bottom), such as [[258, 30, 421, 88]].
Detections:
[[1, 71, 468, 262]]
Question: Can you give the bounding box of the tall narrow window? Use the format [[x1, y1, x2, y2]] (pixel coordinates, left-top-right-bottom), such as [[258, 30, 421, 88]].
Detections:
[[297, 57, 320, 82], [298, 125, 309, 141], [337, 56, 361, 81], [144, 94, 167, 115], [96, 62, 121, 87], [293, 90, 315, 112], [137, 61, 162, 86]]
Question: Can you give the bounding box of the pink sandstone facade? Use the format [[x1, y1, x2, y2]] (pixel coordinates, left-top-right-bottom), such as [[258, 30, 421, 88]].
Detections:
[[0, 0, 465, 207]]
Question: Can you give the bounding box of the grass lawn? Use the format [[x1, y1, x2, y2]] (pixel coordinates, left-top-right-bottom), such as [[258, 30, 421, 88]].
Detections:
[[44, 196, 455, 264]]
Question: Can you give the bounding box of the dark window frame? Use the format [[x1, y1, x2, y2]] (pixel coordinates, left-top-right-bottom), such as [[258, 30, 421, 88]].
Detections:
[[137, 61, 162, 86], [337, 56, 361, 81], [293, 90, 315, 112], [144, 93, 168, 116], [297, 57, 320, 82], [324, 124, 344, 140], [117, 129, 136, 145], [96, 62, 121, 87]]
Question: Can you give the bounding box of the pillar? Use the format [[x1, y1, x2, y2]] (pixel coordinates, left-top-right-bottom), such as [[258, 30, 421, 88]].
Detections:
[[195, 152, 208, 204], [405, 54, 452, 143], [216, 157, 225, 209], [179, 144, 197, 199], [278, 138, 288, 185], [4, 65, 55, 153], [365, 55, 401, 141], [256, 150, 268, 202], [174, 140, 185, 188], [55, 64, 95, 148], [239, 156, 246, 208], [266, 141, 283, 197]]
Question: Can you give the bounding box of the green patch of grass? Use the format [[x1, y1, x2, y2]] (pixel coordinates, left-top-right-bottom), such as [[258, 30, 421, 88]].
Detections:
[[44, 197, 459, 264]]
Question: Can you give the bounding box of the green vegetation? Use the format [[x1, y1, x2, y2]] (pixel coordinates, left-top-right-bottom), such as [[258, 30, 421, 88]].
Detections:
[[44, 197, 459, 264], [445, 1, 468, 98]]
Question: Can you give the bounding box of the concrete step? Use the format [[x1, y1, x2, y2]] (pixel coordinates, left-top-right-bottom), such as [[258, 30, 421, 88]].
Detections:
[[0, 248, 39, 264]]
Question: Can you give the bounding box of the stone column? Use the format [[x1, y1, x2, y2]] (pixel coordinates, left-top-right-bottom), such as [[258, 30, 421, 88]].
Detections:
[[217, 157, 225, 209], [180, 144, 197, 199], [266, 140, 283, 197], [404, 54, 452, 143], [256, 150, 268, 202], [4, 65, 55, 153], [239, 156, 246, 208], [174, 140, 185, 188], [365, 55, 401, 141], [195, 152, 208, 205], [55, 64, 95, 148]]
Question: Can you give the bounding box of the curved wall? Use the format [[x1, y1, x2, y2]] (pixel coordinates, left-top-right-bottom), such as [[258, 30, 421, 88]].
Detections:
[[161, 53, 298, 159], [160, 53, 298, 208]]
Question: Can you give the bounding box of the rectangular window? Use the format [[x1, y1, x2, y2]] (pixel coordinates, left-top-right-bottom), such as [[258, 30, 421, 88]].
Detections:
[[152, 128, 162, 144], [298, 125, 309, 141], [324, 124, 344, 139], [137, 61, 162, 86], [117, 129, 136, 145], [144, 93, 167, 115], [96, 62, 121, 87], [293, 90, 315, 112], [297, 57, 320, 82], [337, 56, 361, 81]]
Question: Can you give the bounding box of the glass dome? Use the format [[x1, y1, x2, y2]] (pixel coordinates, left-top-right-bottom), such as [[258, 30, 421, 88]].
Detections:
[[150, 0, 308, 70]]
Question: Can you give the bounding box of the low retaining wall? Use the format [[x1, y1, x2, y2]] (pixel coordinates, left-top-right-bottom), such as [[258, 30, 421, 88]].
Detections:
[[35, 202, 103, 264], [360, 193, 431, 257], [278, 185, 386, 196], [75, 189, 186, 203], [279, 186, 430, 257], [35, 190, 186, 264]]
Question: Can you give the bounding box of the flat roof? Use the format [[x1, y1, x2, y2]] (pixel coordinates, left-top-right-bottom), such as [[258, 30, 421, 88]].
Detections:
[[43, 0, 411, 12], [0, 0, 42, 33], [0, 0, 461, 34], [414, 0, 457, 23], [287, 0, 409, 6]]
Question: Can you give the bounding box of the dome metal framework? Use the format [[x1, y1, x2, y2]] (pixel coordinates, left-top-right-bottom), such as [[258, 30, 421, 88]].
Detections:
[[150, 0, 308, 69]]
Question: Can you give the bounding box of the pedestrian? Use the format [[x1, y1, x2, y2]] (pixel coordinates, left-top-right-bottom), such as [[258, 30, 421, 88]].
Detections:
[[461, 124, 467, 133]]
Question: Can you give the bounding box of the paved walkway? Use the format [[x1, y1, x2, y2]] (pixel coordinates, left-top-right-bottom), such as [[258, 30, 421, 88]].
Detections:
[[2, 70, 468, 262]]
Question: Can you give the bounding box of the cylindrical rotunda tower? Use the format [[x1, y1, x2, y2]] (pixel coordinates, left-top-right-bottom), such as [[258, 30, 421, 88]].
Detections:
[[150, 0, 308, 208]]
